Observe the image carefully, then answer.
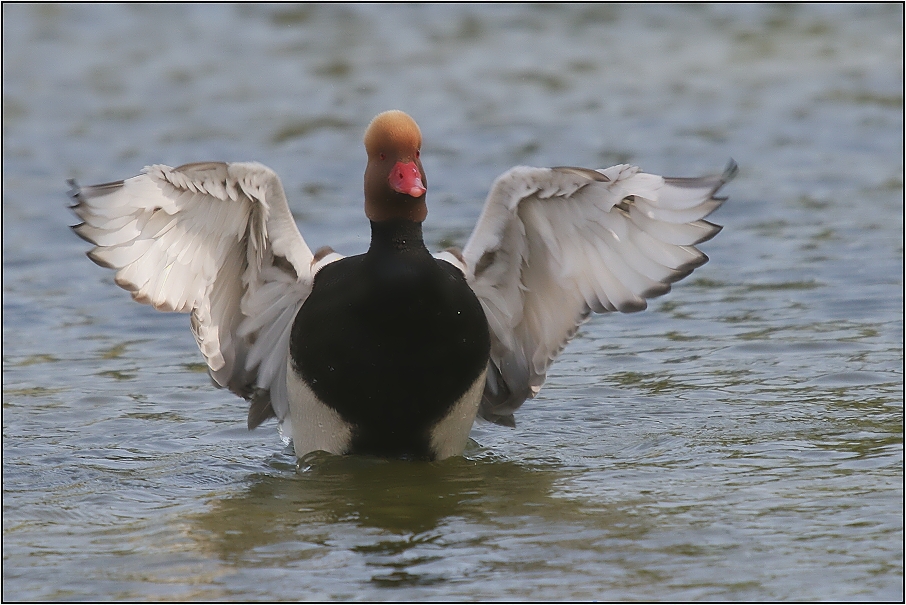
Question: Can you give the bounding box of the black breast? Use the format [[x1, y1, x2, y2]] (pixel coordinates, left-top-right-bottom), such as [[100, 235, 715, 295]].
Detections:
[[290, 221, 490, 459]]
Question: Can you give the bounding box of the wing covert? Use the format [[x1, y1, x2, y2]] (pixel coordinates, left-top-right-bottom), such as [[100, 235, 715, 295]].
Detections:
[[69, 161, 335, 431], [462, 161, 737, 426]]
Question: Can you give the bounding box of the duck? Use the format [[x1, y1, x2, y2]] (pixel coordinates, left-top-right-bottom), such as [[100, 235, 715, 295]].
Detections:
[[70, 110, 736, 461]]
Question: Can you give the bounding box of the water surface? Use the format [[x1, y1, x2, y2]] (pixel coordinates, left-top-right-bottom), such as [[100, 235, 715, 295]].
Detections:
[[3, 4, 903, 600]]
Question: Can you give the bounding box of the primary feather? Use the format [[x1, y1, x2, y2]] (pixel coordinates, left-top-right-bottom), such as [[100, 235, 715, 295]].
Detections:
[[69, 161, 341, 434], [456, 161, 737, 426]]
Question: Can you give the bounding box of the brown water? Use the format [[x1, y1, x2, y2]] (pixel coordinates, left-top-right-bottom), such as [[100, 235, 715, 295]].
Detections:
[[3, 3, 903, 600]]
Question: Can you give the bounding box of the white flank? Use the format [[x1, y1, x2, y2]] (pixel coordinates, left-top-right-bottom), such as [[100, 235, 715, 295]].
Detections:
[[430, 369, 487, 460], [286, 358, 354, 457]]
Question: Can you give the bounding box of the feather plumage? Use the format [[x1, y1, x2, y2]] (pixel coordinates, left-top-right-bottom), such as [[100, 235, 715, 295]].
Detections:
[[73, 139, 734, 453], [69, 161, 337, 432], [458, 161, 736, 426]]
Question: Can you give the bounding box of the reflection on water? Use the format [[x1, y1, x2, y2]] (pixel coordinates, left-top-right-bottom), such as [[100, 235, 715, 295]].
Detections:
[[188, 450, 664, 598], [195, 451, 573, 552]]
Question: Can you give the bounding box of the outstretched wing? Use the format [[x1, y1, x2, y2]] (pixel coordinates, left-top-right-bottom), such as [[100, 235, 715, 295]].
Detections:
[[458, 161, 737, 426], [69, 161, 342, 432]]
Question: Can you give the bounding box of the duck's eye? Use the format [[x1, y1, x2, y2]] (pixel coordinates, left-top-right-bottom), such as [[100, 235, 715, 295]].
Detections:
[[379, 152, 386, 160], [416, 150, 420, 159]]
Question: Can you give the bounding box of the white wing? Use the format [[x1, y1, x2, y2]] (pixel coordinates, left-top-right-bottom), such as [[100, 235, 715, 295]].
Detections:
[[70, 161, 342, 431], [459, 161, 737, 426]]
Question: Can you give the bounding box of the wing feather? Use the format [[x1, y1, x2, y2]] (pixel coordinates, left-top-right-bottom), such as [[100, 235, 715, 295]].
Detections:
[[69, 161, 337, 432], [462, 161, 736, 425]]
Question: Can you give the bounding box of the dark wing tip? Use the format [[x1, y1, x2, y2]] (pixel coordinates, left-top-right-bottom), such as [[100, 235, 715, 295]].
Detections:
[[692, 220, 724, 245], [551, 166, 610, 182], [247, 389, 276, 430], [71, 223, 93, 244], [481, 411, 517, 428], [722, 159, 739, 184], [687, 251, 710, 269], [86, 248, 115, 269], [662, 265, 694, 284], [67, 178, 82, 204], [663, 159, 738, 196], [616, 298, 649, 313]]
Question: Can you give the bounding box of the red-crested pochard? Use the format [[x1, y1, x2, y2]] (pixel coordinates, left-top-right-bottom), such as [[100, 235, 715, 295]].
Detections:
[[70, 110, 736, 460]]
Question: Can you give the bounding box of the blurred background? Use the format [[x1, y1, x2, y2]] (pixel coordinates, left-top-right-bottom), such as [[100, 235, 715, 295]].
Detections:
[[3, 4, 902, 601]]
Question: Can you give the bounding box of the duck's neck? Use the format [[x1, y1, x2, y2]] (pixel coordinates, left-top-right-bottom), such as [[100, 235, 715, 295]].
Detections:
[[368, 219, 428, 255]]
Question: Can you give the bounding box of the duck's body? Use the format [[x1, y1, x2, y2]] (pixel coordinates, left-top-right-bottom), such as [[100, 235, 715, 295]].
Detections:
[[70, 110, 736, 460], [289, 219, 490, 460]]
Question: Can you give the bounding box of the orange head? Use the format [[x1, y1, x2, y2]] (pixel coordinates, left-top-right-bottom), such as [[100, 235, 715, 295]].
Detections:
[[363, 110, 427, 222]]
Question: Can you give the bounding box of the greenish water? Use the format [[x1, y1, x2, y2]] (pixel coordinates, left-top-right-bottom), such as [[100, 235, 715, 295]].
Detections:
[[3, 3, 902, 600]]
